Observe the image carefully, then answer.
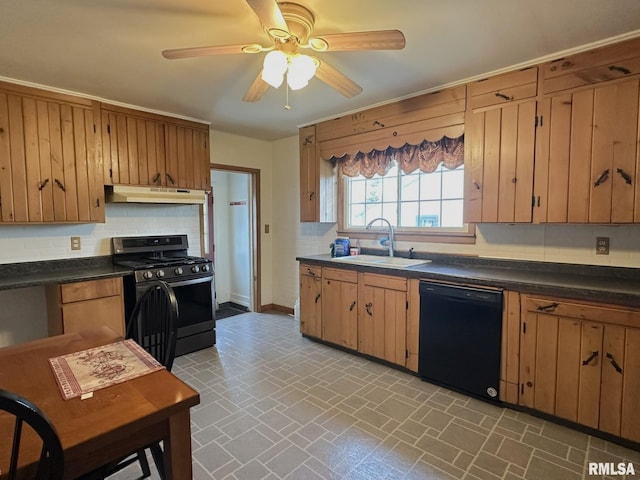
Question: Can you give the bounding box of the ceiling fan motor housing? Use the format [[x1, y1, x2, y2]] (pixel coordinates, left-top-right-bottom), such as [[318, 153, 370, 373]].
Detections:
[[274, 2, 314, 44]]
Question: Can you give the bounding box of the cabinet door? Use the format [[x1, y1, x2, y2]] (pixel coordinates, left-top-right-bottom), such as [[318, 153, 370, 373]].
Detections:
[[621, 328, 640, 442], [464, 100, 536, 223], [0, 90, 103, 223], [322, 278, 357, 349], [62, 296, 125, 336], [163, 123, 209, 190], [102, 110, 166, 187], [300, 271, 322, 338], [358, 274, 407, 366], [300, 125, 319, 222], [534, 79, 640, 223]]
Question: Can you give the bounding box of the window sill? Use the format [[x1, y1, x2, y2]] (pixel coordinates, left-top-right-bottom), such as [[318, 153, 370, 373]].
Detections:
[[337, 224, 476, 245]]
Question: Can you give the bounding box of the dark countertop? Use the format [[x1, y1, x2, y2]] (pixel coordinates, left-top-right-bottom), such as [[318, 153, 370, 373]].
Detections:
[[0, 256, 133, 291], [297, 252, 640, 308]]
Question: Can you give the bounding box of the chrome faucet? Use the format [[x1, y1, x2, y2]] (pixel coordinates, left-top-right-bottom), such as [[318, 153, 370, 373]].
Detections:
[[366, 217, 394, 257]]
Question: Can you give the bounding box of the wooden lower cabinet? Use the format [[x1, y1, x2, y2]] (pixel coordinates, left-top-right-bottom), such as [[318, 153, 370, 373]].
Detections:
[[46, 277, 126, 337], [358, 272, 407, 366], [519, 295, 640, 442], [321, 268, 358, 349], [298, 264, 418, 371], [299, 264, 322, 338]]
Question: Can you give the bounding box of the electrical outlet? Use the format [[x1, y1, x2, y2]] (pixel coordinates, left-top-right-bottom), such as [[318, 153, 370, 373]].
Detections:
[[70, 236, 81, 251], [596, 237, 609, 255]]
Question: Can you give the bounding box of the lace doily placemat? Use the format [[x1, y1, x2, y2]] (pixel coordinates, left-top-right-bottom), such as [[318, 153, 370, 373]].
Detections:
[[49, 339, 164, 400]]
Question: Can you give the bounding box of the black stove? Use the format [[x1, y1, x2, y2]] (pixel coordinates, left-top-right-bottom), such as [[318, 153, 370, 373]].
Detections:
[[112, 234, 216, 356]]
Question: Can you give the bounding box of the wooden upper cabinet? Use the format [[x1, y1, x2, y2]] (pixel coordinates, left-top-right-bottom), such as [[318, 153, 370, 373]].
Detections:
[[299, 125, 336, 223], [542, 37, 640, 95], [533, 78, 640, 223], [0, 82, 104, 223], [101, 104, 210, 191], [464, 68, 538, 223]]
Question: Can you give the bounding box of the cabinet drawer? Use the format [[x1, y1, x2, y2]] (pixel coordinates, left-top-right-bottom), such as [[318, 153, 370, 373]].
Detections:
[[61, 277, 123, 303], [360, 272, 407, 292], [323, 267, 358, 283], [469, 68, 538, 109], [542, 37, 640, 94], [525, 296, 640, 327], [299, 264, 322, 278]]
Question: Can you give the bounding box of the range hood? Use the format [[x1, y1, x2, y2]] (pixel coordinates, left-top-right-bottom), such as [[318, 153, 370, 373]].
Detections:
[[106, 185, 206, 204]]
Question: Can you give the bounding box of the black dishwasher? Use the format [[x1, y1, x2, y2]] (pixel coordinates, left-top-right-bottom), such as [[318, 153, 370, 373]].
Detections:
[[419, 281, 503, 403]]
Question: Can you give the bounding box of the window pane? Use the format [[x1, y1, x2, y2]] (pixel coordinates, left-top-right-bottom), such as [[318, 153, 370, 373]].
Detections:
[[420, 170, 442, 200], [350, 179, 366, 204], [399, 201, 419, 227], [366, 179, 383, 204], [401, 172, 420, 201], [350, 203, 366, 227], [419, 201, 441, 227], [381, 203, 397, 225], [442, 167, 464, 199], [441, 199, 464, 227], [365, 203, 383, 224], [382, 176, 398, 203]]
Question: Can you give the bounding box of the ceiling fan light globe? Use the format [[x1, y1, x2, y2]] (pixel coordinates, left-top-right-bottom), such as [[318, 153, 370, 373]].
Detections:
[[287, 75, 308, 90], [288, 54, 317, 82], [262, 50, 288, 87]]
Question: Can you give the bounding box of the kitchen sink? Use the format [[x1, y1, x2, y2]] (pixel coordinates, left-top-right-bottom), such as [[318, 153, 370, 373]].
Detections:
[[330, 254, 431, 269]]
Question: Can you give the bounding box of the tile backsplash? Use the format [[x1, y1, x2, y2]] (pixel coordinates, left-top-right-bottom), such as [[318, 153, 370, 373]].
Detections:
[[0, 203, 202, 264]]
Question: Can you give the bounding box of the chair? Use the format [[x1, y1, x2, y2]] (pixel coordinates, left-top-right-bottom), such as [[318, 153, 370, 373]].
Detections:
[[104, 280, 178, 479], [0, 389, 64, 480]]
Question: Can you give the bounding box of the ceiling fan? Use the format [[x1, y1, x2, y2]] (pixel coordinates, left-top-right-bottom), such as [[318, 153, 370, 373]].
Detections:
[[161, 0, 406, 102]]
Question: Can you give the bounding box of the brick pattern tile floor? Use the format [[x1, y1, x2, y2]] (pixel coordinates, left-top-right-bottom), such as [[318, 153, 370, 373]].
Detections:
[[111, 312, 640, 480]]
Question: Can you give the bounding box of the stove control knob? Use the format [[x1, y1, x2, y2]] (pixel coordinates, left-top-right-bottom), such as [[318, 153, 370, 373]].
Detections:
[[191, 265, 200, 273], [201, 264, 210, 272], [174, 267, 183, 275], [143, 271, 154, 280], [156, 269, 165, 278]]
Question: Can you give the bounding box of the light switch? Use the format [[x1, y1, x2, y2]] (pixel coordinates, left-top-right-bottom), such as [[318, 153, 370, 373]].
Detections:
[[265, 224, 270, 234], [71, 236, 81, 251]]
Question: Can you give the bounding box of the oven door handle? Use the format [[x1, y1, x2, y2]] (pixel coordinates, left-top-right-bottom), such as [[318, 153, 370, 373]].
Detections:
[[169, 276, 213, 287]]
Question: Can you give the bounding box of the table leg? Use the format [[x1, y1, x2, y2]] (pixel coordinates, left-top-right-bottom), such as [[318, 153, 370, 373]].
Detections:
[[164, 409, 193, 480]]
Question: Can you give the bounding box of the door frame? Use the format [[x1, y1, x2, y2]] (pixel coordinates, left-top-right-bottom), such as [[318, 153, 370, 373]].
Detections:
[[210, 163, 262, 313]]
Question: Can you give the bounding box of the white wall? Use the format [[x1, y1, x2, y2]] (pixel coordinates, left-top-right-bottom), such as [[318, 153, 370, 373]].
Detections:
[[0, 203, 202, 346], [211, 171, 231, 306]]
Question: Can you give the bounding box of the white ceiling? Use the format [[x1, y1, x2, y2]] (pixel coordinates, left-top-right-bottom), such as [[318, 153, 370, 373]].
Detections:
[[1, 0, 640, 140]]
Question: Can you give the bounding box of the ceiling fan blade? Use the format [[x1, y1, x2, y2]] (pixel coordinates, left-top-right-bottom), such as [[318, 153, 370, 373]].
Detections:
[[162, 44, 262, 59], [309, 30, 406, 52], [245, 0, 289, 37], [315, 60, 363, 98], [243, 71, 270, 102]]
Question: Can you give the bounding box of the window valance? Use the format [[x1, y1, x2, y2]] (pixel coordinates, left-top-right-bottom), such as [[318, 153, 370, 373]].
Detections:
[[330, 134, 464, 178]]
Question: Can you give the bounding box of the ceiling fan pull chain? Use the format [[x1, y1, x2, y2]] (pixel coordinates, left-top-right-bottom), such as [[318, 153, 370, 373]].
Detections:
[[284, 81, 291, 110]]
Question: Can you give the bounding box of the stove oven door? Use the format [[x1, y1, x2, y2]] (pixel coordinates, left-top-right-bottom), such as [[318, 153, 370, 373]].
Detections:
[[136, 275, 215, 356]]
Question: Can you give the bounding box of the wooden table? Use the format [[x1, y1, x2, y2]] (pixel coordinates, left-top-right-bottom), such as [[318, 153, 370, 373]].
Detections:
[[0, 326, 200, 479]]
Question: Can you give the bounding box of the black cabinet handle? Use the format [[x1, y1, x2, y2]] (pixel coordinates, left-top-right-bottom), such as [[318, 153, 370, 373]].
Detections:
[[307, 268, 316, 276], [349, 301, 356, 311], [373, 120, 385, 128], [582, 351, 599, 366], [594, 169, 610, 187], [536, 302, 558, 312], [309, 191, 315, 201], [495, 92, 513, 101], [616, 168, 632, 185], [38, 178, 50, 191], [95, 198, 101, 207], [609, 65, 631, 75], [365, 302, 373, 316], [606, 352, 623, 374], [473, 181, 481, 190], [315, 294, 321, 304], [54, 178, 66, 192], [166, 173, 175, 185], [152, 173, 161, 184]]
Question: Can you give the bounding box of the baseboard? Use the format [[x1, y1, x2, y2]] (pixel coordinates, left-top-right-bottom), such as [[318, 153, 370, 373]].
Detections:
[[217, 301, 249, 312], [259, 304, 294, 315]]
